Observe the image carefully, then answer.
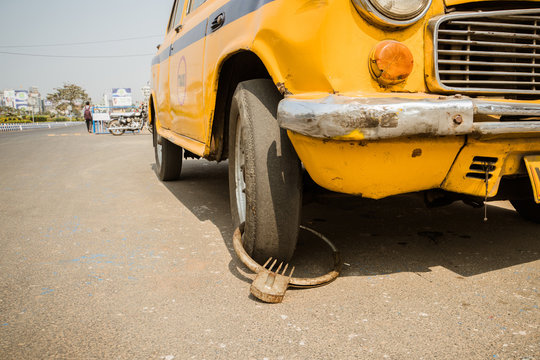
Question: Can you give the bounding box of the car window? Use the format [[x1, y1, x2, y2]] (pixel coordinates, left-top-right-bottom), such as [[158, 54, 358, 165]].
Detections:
[[172, 0, 186, 30], [188, 0, 207, 14], [166, 0, 179, 33]]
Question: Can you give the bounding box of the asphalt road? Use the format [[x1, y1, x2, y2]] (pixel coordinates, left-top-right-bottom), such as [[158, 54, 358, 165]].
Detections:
[[0, 125, 538, 359]]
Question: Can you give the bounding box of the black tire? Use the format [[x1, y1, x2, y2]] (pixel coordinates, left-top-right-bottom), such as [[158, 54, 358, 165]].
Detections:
[[511, 198, 540, 223], [228, 79, 302, 263], [108, 120, 125, 136], [153, 125, 183, 181]]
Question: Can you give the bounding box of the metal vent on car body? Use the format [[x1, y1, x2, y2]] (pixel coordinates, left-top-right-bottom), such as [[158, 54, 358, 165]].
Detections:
[[433, 8, 540, 96], [466, 156, 498, 180]]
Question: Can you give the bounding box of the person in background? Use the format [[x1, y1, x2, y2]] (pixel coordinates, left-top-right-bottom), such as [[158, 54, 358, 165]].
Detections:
[[83, 101, 93, 133]]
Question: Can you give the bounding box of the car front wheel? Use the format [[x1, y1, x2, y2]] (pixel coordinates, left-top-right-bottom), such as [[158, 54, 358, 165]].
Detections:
[[228, 79, 302, 263]]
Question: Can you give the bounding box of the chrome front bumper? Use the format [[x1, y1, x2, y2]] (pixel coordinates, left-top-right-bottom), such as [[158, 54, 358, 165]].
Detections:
[[277, 95, 540, 140]]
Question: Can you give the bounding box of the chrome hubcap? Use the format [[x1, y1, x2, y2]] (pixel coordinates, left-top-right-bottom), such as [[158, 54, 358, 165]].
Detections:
[[156, 135, 163, 166], [234, 116, 247, 224]]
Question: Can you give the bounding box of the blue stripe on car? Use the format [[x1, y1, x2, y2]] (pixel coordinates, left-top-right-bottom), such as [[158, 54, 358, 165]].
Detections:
[[152, 0, 276, 66]]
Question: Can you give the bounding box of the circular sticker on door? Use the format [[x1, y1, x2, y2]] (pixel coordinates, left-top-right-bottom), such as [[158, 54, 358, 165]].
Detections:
[[177, 56, 187, 106]]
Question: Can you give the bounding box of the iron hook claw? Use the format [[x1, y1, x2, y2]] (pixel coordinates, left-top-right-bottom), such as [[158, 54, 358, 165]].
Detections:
[[232, 222, 342, 303]]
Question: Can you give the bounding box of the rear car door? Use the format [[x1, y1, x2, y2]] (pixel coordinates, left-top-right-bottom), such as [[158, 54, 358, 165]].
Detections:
[[155, 0, 185, 130]]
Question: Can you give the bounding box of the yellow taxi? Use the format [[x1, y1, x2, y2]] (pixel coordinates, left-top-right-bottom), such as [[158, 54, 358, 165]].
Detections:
[[150, 0, 540, 262]]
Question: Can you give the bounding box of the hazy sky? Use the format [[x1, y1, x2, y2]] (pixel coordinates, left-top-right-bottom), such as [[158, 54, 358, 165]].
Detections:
[[0, 0, 174, 102]]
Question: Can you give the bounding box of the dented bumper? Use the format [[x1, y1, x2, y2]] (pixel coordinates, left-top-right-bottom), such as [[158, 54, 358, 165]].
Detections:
[[277, 95, 540, 140]]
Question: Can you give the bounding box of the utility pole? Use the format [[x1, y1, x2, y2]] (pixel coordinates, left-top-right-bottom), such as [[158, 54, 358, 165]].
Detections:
[[27, 94, 37, 123]]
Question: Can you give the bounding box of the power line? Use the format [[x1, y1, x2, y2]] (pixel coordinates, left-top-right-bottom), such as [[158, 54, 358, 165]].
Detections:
[[0, 35, 162, 48], [0, 51, 154, 58]]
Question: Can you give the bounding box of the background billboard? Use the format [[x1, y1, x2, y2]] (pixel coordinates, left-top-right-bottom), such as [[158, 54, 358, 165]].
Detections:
[[3, 90, 15, 108], [112, 88, 132, 107], [14, 90, 29, 110]]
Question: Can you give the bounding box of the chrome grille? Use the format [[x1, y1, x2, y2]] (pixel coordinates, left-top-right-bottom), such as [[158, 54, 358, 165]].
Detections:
[[434, 9, 540, 96]]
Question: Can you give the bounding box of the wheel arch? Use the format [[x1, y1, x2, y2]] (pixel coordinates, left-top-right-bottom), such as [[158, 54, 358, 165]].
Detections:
[[148, 93, 159, 125], [206, 50, 274, 162], [148, 92, 158, 147]]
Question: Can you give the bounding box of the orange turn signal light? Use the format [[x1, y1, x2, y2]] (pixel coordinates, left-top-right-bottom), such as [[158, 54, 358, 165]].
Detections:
[[369, 40, 414, 85]]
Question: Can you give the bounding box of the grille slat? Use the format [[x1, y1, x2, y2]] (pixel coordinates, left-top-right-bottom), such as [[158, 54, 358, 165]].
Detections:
[[439, 70, 540, 77], [449, 20, 540, 30], [438, 50, 540, 58], [439, 29, 539, 40], [434, 9, 540, 96], [439, 59, 540, 68], [497, 15, 540, 21], [444, 80, 539, 85], [439, 39, 540, 49]]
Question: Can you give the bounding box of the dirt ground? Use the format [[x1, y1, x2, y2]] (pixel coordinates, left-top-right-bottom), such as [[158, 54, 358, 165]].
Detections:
[[0, 125, 538, 359]]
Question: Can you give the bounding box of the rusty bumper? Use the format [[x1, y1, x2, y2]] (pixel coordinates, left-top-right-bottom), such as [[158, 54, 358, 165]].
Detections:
[[277, 95, 540, 140]]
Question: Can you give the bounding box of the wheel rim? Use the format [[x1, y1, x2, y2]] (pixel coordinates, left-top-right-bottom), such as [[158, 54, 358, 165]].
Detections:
[[234, 116, 247, 224], [109, 121, 123, 135], [156, 134, 163, 167]]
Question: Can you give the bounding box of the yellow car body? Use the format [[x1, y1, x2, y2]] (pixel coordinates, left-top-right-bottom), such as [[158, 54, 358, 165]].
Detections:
[[150, 0, 540, 201]]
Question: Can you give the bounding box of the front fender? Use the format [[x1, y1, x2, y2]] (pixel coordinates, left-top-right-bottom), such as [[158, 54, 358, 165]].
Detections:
[[250, 0, 444, 95]]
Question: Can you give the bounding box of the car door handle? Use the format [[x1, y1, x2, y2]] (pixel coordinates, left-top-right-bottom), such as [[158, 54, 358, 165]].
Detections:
[[210, 12, 225, 32]]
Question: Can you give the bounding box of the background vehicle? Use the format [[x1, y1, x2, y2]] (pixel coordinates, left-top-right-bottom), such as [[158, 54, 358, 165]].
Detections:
[[150, 0, 540, 262], [108, 105, 148, 136]]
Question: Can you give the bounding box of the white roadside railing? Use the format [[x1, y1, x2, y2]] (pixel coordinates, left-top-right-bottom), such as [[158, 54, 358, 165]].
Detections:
[[0, 122, 84, 132]]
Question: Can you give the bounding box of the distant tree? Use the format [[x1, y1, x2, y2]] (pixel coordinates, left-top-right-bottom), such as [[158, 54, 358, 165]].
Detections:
[[0, 106, 23, 118], [47, 84, 90, 116]]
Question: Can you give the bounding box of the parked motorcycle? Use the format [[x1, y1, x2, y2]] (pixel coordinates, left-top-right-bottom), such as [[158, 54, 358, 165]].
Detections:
[[108, 105, 148, 136]]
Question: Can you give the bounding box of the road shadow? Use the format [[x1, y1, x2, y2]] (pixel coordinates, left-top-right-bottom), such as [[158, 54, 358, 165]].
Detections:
[[158, 160, 540, 283], [154, 160, 252, 282]]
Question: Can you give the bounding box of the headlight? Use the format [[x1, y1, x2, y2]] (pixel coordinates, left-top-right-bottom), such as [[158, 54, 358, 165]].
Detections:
[[352, 0, 432, 27], [372, 0, 429, 20]]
